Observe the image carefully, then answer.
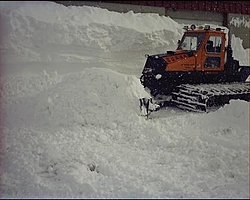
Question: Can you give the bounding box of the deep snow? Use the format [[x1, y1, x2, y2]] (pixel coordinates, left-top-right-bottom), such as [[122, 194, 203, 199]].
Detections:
[[0, 1, 249, 198]]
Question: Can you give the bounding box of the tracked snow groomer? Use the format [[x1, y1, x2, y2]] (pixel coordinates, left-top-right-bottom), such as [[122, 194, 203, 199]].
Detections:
[[140, 24, 250, 113]]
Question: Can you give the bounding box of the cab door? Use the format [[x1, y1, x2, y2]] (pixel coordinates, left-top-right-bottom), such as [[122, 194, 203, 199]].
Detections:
[[202, 35, 225, 71]]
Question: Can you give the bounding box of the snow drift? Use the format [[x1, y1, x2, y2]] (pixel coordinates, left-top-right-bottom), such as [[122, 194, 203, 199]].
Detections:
[[0, 1, 249, 198], [0, 1, 183, 63]]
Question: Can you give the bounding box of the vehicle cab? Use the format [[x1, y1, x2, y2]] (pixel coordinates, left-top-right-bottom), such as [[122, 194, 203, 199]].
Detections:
[[174, 24, 226, 72]]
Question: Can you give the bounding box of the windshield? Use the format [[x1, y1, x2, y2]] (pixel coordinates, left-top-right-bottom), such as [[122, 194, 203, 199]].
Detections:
[[177, 33, 206, 51]]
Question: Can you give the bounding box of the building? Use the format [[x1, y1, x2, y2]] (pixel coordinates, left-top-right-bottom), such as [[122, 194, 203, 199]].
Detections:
[[55, 1, 250, 48]]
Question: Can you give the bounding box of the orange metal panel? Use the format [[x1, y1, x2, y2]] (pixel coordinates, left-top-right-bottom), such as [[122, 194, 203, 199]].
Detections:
[[166, 56, 196, 72]]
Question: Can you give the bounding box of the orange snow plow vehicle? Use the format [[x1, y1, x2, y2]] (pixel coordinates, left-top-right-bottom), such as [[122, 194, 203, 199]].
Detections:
[[140, 24, 250, 114]]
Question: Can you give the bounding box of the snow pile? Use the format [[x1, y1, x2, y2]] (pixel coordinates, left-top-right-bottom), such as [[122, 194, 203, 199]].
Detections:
[[231, 34, 250, 66], [3, 68, 149, 129], [197, 100, 249, 139], [0, 1, 183, 63], [229, 16, 250, 65], [0, 71, 62, 103], [0, 1, 249, 198]]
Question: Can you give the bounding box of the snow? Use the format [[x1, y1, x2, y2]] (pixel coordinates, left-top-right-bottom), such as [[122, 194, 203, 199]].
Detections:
[[231, 34, 250, 66], [0, 1, 249, 198], [230, 16, 250, 29]]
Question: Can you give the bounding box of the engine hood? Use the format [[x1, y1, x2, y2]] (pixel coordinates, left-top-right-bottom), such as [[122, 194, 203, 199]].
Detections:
[[142, 49, 196, 76]]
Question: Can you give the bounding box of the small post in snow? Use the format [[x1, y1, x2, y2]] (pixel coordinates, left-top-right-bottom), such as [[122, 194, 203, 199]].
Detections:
[[139, 98, 150, 118]]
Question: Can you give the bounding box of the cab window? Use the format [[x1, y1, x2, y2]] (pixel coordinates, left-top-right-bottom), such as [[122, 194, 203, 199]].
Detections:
[[205, 36, 222, 53], [177, 33, 205, 51]]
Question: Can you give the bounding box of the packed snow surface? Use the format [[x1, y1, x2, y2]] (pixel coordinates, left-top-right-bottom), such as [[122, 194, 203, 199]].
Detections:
[[0, 1, 249, 198]]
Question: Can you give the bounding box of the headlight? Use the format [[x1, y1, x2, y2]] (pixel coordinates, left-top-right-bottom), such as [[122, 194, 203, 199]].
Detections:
[[155, 74, 162, 80]]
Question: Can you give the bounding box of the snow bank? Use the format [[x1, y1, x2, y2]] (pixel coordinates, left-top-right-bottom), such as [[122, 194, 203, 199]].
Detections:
[[197, 100, 249, 134], [231, 34, 250, 66], [3, 68, 150, 129], [1, 68, 153, 198], [0, 71, 62, 102], [0, 1, 183, 63]]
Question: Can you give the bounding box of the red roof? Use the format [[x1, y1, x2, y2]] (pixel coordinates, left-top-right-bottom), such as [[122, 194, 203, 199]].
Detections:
[[104, 1, 250, 15]]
